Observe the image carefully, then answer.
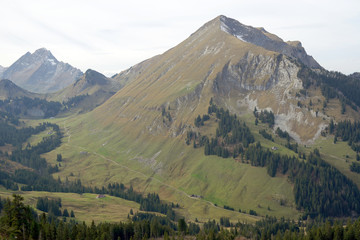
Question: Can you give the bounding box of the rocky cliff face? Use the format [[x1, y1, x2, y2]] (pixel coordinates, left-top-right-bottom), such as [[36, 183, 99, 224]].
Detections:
[[219, 15, 321, 69], [1, 48, 82, 93]]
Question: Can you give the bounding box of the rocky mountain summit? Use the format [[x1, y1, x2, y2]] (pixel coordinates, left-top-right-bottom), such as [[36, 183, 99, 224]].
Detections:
[[219, 15, 321, 69], [1, 48, 82, 93]]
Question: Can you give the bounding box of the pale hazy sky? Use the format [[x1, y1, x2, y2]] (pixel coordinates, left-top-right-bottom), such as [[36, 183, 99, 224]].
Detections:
[[1, 0, 359, 76]]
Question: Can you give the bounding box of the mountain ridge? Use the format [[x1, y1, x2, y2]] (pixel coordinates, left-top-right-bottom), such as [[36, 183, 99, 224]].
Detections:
[[1, 48, 83, 93], [218, 15, 321, 69], [0, 79, 43, 100], [50, 69, 126, 113]]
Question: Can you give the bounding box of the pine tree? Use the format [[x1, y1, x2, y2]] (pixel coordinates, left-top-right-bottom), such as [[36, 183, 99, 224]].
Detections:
[[329, 119, 335, 134], [63, 209, 69, 217], [0, 194, 34, 239], [56, 154, 62, 162], [178, 218, 187, 235]]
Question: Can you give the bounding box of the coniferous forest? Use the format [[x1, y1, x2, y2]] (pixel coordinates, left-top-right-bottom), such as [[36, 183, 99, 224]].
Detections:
[[1, 194, 360, 239], [329, 119, 360, 152], [0, 97, 62, 118], [298, 67, 360, 111], [191, 101, 360, 218]]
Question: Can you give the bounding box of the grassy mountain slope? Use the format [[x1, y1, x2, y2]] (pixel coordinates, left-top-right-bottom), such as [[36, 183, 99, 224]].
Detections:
[[21, 15, 360, 221], [0, 187, 140, 224], [43, 115, 296, 220]]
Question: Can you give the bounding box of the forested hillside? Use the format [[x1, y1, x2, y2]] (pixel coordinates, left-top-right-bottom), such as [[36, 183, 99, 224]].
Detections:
[[190, 101, 360, 218]]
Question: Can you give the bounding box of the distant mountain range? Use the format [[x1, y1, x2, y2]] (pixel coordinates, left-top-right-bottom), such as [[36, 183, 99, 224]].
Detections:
[[0, 67, 127, 115], [0, 48, 82, 93]]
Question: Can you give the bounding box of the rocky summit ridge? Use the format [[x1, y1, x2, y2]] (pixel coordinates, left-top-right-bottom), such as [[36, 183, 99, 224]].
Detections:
[[219, 15, 321, 69]]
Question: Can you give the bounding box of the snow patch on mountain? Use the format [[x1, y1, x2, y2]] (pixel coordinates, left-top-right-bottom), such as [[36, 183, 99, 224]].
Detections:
[[48, 58, 56, 66], [220, 19, 248, 43]]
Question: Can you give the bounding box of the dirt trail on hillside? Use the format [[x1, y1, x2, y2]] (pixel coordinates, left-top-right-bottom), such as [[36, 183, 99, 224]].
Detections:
[[61, 120, 247, 215]]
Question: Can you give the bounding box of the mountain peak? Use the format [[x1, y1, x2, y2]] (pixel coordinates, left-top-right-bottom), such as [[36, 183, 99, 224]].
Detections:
[[1, 48, 82, 93], [72, 69, 109, 91], [218, 15, 321, 69], [219, 15, 253, 43], [34, 47, 51, 55], [32, 48, 57, 64], [82, 69, 108, 85]]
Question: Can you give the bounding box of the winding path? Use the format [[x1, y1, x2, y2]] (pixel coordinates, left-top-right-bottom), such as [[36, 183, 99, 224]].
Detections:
[[61, 120, 250, 216]]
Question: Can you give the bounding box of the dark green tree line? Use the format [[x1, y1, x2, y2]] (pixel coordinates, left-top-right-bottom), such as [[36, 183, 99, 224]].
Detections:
[[2, 195, 360, 240]]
